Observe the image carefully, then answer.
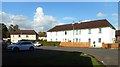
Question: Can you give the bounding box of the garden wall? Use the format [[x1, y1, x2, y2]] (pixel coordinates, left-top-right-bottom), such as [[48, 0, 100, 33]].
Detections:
[[60, 42, 90, 48]]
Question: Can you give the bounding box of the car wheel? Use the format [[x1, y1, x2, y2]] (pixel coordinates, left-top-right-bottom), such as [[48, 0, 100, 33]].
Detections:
[[29, 47, 34, 51], [13, 47, 19, 52]]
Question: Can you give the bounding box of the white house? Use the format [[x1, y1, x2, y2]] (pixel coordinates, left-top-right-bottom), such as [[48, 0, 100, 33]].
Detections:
[[47, 19, 116, 47], [11, 30, 38, 43], [38, 34, 47, 40]]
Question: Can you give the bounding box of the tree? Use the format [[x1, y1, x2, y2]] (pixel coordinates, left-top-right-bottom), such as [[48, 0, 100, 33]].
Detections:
[[38, 31, 46, 35], [9, 24, 20, 33], [0, 23, 10, 38]]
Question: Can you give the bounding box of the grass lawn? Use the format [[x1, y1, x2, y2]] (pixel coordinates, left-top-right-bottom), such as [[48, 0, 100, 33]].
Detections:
[[3, 50, 105, 67]]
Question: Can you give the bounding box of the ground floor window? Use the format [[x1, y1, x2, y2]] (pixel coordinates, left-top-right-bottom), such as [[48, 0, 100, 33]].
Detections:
[[88, 38, 91, 43], [65, 38, 67, 42], [79, 39, 80, 42], [76, 38, 78, 42]]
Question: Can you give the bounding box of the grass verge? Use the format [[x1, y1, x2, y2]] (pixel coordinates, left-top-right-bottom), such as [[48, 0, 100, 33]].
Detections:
[[3, 50, 105, 67]]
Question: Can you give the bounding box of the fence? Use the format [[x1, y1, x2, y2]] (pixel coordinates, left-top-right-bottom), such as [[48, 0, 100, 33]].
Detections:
[[59, 42, 90, 48], [102, 43, 119, 49]]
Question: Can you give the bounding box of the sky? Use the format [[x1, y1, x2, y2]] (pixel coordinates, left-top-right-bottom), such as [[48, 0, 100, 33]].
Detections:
[[1, 2, 118, 32], [2, 0, 120, 2]]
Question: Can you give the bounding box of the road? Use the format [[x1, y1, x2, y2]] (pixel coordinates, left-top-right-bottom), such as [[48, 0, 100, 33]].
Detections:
[[36, 46, 119, 66]]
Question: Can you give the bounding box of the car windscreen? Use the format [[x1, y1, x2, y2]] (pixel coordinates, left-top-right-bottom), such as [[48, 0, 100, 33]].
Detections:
[[21, 42, 32, 45], [16, 42, 21, 45]]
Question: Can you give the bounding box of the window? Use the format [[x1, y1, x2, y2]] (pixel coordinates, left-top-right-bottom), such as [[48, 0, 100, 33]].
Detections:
[[99, 28, 102, 33], [98, 38, 101, 43], [79, 39, 80, 42], [56, 32, 57, 36], [18, 35, 20, 37], [26, 35, 28, 37], [79, 30, 81, 34], [88, 38, 91, 43], [65, 31, 67, 35], [21, 42, 32, 45], [76, 38, 78, 42], [88, 29, 91, 34], [76, 30, 78, 35], [65, 38, 67, 42], [73, 39, 74, 42]]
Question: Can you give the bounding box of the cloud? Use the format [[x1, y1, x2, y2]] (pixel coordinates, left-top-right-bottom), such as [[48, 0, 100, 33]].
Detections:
[[112, 13, 118, 17], [1, 7, 63, 32], [33, 7, 60, 32], [0, 12, 33, 30], [111, 13, 118, 22], [96, 12, 106, 17], [80, 20, 92, 22], [62, 17, 76, 20]]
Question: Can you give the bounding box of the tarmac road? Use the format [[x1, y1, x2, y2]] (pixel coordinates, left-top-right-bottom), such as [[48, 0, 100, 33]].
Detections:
[[36, 46, 119, 66]]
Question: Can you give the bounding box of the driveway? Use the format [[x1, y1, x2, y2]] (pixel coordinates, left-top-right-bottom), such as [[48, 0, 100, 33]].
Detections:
[[36, 46, 119, 66]]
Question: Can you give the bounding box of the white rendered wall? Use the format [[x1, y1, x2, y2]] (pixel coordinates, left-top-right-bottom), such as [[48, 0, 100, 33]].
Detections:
[[47, 27, 115, 47], [11, 35, 36, 43]]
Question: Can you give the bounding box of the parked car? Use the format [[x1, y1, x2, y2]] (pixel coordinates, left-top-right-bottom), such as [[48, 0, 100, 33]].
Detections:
[[34, 42, 42, 47], [7, 41, 34, 52]]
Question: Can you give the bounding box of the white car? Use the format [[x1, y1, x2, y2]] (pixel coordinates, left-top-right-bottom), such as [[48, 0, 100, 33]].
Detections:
[[7, 41, 34, 52], [34, 42, 42, 47]]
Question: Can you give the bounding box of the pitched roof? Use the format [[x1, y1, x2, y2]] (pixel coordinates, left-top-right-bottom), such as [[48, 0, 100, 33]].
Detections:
[[39, 34, 47, 37], [47, 19, 115, 32], [116, 30, 120, 36], [11, 30, 37, 35]]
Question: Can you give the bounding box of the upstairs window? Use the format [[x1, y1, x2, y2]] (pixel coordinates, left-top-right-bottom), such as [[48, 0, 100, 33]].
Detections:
[[79, 30, 81, 34], [56, 32, 57, 36], [99, 28, 102, 33], [76, 30, 78, 35], [88, 29, 91, 34], [98, 38, 101, 43]]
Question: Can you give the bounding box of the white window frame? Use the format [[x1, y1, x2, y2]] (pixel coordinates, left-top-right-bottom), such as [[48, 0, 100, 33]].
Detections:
[[99, 28, 102, 33], [88, 29, 91, 34]]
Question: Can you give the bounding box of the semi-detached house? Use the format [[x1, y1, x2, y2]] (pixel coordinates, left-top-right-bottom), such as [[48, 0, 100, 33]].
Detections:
[[11, 30, 38, 43], [47, 19, 116, 48]]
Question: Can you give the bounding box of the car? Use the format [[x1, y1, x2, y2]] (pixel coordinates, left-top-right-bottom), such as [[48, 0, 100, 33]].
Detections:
[[7, 41, 35, 52], [34, 42, 42, 47]]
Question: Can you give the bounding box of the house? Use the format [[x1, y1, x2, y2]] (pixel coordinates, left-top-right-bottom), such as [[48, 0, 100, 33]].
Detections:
[[11, 30, 38, 43], [38, 34, 47, 40], [47, 19, 116, 48]]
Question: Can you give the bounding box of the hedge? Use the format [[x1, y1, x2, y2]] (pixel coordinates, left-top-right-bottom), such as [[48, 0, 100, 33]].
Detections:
[[29, 40, 60, 46]]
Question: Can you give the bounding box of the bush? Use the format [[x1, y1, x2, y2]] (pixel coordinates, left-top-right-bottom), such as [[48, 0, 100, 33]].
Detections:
[[29, 40, 60, 46]]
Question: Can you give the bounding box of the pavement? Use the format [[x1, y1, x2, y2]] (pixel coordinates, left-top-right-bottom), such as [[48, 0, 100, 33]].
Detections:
[[36, 46, 119, 66]]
